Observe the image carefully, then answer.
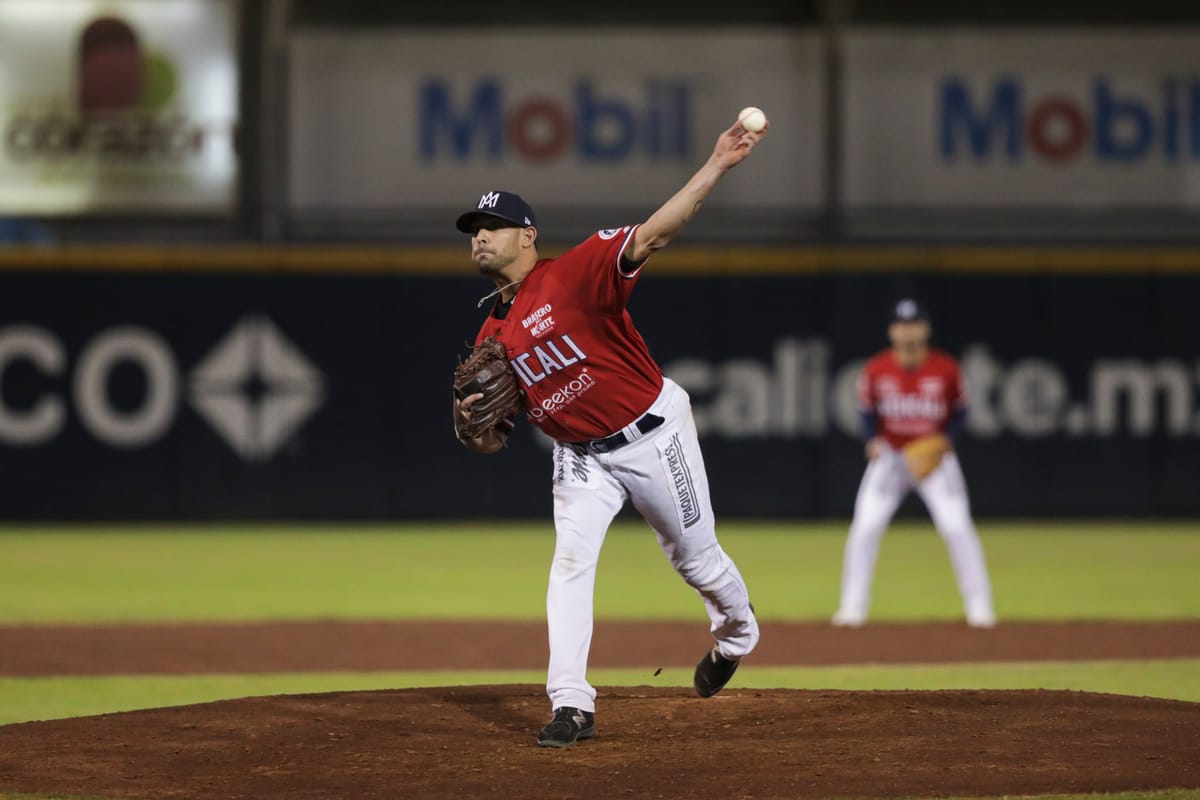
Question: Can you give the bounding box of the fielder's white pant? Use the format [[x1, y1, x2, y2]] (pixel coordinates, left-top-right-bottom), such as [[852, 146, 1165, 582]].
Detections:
[[838, 447, 994, 622], [547, 378, 759, 713]]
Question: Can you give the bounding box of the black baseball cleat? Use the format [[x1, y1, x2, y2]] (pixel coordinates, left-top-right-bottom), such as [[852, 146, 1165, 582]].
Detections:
[[694, 644, 740, 698], [537, 706, 596, 748]]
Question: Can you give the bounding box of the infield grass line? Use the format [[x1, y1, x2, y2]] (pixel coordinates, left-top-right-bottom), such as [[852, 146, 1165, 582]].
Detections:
[[1, 658, 1196, 727], [0, 522, 1197, 623]]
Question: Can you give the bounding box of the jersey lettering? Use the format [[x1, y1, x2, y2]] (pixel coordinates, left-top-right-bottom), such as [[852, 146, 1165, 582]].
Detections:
[[511, 333, 588, 387], [521, 304, 553, 328], [878, 393, 947, 421], [860, 349, 965, 448]]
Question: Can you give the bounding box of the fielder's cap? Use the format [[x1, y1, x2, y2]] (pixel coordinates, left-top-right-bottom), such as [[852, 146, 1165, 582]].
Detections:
[[456, 190, 537, 233], [890, 297, 930, 323]]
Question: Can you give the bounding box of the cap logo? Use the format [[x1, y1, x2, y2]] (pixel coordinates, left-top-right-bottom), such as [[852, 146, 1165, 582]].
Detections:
[[896, 299, 918, 319], [478, 191, 500, 209]]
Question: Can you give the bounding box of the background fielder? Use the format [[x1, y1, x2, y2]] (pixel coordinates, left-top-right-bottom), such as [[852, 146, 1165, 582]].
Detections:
[[453, 115, 768, 747], [833, 299, 996, 628]]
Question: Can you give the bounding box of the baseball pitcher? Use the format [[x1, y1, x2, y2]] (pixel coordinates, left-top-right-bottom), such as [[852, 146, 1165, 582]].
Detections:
[[833, 299, 996, 628], [452, 116, 768, 747]]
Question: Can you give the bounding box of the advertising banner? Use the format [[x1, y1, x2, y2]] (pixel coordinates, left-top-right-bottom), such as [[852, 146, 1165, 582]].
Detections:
[[287, 28, 823, 219], [843, 29, 1200, 208], [0, 252, 1197, 519], [0, 0, 239, 214]]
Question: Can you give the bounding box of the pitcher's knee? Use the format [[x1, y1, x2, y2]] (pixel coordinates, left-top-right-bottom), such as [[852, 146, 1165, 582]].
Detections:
[[671, 548, 729, 590], [848, 520, 886, 546], [550, 545, 598, 582], [933, 515, 976, 543]]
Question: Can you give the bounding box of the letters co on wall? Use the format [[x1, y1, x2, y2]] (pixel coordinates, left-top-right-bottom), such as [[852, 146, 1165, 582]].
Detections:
[[0, 256, 1196, 520]]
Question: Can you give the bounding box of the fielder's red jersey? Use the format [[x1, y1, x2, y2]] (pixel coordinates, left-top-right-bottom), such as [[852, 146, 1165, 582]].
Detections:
[[857, 348, 967, 449], [474, 225, 663, 442]]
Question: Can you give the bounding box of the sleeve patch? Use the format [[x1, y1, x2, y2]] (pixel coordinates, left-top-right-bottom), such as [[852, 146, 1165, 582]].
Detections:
[[597, 226, 629, 240]]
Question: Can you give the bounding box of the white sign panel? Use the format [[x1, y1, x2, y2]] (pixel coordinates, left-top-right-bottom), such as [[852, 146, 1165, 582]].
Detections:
[[288, 29, 823, 213], [0, 0, 238, 214], [843, 30, 1200, 207]]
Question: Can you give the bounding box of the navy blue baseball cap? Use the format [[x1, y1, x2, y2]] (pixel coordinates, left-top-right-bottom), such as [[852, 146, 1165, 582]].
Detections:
[[890, 297, 930, 323], [456, 190, 537, 233]]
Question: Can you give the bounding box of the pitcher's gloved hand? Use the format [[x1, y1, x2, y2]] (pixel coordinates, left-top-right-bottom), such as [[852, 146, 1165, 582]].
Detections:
[[452, 335, 520, 445]]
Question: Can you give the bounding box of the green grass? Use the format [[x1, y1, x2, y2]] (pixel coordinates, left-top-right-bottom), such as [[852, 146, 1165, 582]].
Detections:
[[0, 521, 1197, 623], [2, 658, 1197, 727]]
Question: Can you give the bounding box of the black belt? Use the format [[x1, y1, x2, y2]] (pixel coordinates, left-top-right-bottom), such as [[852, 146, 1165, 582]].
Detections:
[[575, 413, 665, 454]]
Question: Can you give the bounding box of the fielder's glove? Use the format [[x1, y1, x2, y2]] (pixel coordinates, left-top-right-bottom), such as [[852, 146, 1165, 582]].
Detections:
[[902, 433, 950, 481], [452, 336, 521, 445]]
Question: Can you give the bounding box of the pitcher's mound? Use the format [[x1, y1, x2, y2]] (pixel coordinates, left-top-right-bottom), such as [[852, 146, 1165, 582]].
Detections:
[[0, 686, 1197, 799]]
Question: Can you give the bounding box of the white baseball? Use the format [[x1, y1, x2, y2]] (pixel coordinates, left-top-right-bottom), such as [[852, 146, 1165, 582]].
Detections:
[[738, 106, 767, 133]]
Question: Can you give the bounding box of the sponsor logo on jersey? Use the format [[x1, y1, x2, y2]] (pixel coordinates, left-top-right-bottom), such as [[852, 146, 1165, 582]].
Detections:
[[527, 316, 556, 338], [527, 370, 597, 420], [510, 333, 587, 386], [521, 304, 555, 338], [663, 433, 701, 529]]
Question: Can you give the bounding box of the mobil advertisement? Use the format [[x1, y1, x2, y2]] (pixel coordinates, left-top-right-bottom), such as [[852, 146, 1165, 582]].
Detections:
[[287, 29, 823, 215], [0, 0, 238, 214], [0, 254, 1197, 520], [842, 30, 1200, 207], [417, 78, 694, 165], [939, 75, 1200, 165]]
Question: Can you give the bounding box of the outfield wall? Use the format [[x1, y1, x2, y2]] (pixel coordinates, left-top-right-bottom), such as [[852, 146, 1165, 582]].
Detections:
[[0, 247, 1195, 519]]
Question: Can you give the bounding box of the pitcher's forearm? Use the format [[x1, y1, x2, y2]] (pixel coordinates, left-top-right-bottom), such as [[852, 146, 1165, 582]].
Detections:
[[628, 157, 729, 262]]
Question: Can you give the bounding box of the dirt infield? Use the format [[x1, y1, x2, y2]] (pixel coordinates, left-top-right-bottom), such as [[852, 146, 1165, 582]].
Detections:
[[3, 619, 1200, 676], [3, 620, 1199, 798], [0, 686, 1197, 799]]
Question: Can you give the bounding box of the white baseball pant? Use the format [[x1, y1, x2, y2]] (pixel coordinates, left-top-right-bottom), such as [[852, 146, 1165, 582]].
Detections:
[[546, 378, 759, 713], [837, 447, 995, 624]]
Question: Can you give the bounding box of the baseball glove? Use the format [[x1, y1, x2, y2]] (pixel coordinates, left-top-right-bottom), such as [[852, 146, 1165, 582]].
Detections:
[[902, 433, 949, 481], [453, 336, 521, 443]]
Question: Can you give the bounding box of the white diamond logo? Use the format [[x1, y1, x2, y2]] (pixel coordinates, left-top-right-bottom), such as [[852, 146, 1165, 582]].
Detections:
[[188, 316, 325, 461]]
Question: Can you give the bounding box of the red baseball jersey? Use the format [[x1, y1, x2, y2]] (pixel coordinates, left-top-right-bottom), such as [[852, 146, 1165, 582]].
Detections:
[[857, 348, 967, 449], [475, 225, 663, 442]]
